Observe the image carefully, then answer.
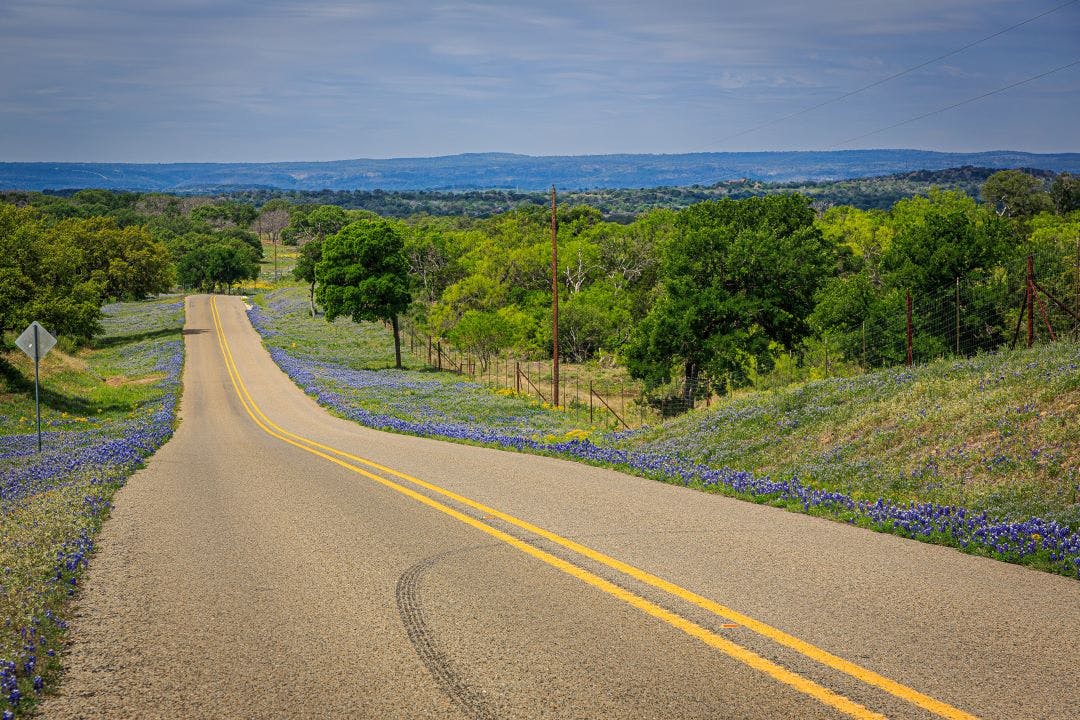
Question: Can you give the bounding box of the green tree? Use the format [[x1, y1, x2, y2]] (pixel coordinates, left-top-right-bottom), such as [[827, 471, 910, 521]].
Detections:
[[190, 201, 258, 229], [206, 243, 258, 293], [1050, 173, 1080, 215], [813, 191, 1015, 365], [980, 170, 1052, 219], [557, 282, 632, 362], [308, 205, 350, 240], [316, 220, 412, 368], [176, 245, 212, 291], [292, 238, 323, 317], [216, 227, 264, 260], [885, 190, 1011, 292], [0, 205, 41, 337], [447, 310, 515, 371], [404, 225, 465, 303], [428, 274, 505, 339], [25, 217, 104, 340], [625, 195, 835, 402], [79, 219, 174, 299]]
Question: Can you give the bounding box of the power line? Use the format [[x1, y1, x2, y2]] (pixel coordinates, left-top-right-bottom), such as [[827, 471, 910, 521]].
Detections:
[[704, 0, 1078, 149], [829, 59, 1080, 148]]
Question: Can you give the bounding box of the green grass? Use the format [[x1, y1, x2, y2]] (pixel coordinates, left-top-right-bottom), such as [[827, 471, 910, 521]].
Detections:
[[255, 283, 425, 371], [612, 343, 1080, 525], [1, 296, 184, 717], [252, 285, 607, 438]]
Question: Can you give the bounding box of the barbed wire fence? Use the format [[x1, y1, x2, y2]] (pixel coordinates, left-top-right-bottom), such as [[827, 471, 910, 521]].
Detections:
[[402, 244, 1080, 429]]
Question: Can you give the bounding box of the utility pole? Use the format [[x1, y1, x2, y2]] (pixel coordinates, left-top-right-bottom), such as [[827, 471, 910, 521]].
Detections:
[[551, 185, 559, 407]]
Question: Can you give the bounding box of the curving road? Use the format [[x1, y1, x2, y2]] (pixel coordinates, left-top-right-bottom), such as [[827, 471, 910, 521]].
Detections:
[[42, 294, 1079, 719]]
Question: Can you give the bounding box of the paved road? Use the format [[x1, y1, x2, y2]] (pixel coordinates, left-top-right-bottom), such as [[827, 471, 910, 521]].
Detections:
[[42, 295, 1079, 719]]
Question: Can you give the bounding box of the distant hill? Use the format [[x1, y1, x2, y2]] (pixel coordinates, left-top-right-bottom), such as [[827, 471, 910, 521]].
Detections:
[[1, 150, 1078, 193], [212, 166, 1056, 219]]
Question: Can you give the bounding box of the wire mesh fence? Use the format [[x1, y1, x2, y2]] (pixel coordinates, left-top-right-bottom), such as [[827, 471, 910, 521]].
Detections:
[[403, 248, 1080, 429]]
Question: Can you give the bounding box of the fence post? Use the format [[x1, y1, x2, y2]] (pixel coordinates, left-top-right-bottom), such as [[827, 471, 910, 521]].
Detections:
[[1027, 254, 1034, 349], [516, 362, 521, 393], [861, 320, 867, 367], [589, 380, 594, 423], [905, 291, 913, 367], [1075, 235, 1079, 330], [824, 335, 830, 378], [955, 277, 961, 355]]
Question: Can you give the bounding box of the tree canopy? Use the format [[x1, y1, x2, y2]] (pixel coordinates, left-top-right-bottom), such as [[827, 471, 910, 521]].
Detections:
[[625, 195, 836, 397], [315, 219, 412, 368]]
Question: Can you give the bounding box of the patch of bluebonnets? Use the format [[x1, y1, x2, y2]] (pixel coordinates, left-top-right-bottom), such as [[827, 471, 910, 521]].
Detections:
[[0, 312, 182, 716]]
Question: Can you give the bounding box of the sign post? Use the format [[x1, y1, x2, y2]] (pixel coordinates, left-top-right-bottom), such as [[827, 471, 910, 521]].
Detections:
[[15, 321, 57, 452]]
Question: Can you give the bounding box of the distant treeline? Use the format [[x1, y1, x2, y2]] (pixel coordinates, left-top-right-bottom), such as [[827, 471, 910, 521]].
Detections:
[[4, 149, 1078, 192], [196, 166, 1057, 219]]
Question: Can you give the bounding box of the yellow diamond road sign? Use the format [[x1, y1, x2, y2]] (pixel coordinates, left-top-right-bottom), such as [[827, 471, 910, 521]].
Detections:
[[16, 322, 57, 361]]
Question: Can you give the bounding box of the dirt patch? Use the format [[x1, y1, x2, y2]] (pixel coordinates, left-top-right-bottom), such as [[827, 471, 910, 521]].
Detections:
[[105, 373, 165, 387], [52, 351, 89, 373]]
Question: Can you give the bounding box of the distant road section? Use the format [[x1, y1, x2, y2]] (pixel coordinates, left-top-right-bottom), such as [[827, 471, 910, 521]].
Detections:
[[41, 295, 1079, 719], [3, 150, 1080, 192]]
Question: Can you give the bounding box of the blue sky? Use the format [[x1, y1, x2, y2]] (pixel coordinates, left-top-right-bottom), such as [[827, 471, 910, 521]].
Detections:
[[0, 0, 1077, 162]]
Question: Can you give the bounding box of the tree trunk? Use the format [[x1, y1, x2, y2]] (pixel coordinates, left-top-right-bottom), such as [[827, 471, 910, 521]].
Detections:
[[391, 314, 402, 369], [309, 282, 316, 317]]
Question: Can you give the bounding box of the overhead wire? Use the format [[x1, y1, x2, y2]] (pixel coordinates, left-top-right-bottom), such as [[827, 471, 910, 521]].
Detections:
[[701, 0, 1079, 149], [828, 59, 1080, 148]]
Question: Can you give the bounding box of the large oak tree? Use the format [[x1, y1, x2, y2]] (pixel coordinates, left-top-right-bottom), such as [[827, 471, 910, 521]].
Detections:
[[315, 219, 411, 368]]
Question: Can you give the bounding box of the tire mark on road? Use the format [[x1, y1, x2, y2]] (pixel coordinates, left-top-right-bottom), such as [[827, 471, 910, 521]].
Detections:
[[396, 547, 499, 720]]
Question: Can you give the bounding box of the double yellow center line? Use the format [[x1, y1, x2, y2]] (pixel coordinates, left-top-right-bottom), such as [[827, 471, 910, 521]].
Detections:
[[209, 296, 978, 720]]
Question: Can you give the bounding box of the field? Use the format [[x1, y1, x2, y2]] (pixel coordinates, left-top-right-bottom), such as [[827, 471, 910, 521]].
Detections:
[[0, 298, 184, 717], [252, 283, 1080, 577]]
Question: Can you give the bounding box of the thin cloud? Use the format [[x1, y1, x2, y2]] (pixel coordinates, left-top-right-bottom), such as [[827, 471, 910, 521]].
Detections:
[[0, 0, 1075, 161]]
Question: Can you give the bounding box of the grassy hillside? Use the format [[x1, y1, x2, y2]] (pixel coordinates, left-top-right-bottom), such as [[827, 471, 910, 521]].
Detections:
[[612, 343, 1079, 525]]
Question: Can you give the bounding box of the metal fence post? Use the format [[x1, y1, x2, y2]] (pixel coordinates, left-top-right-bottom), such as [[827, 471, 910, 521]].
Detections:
[[1027, 254, 1035, 348], [589, 380, 594, 423], [955, 277, 961, 355], [905, 291, 913, 367]]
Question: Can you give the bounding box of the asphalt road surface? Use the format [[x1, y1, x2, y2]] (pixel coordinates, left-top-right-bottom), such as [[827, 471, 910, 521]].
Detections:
[[41, 294, 1079, 719]]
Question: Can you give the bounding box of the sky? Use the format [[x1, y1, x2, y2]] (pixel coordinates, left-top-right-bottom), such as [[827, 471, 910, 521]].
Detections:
[[0, 0, 1077, 162]]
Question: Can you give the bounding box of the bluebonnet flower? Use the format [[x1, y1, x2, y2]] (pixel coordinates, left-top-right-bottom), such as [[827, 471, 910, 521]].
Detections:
[[2, 298, 184, 709]]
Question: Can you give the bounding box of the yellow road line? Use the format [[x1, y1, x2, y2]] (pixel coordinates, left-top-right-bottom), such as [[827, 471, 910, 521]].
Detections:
[[209, 296, 978, 720]]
